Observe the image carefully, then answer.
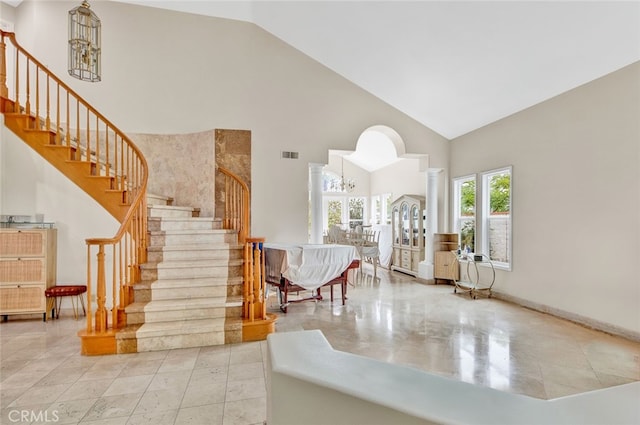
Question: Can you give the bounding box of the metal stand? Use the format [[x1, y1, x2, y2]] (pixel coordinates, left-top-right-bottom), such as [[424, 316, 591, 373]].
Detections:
[[450, 253, 495, 299]]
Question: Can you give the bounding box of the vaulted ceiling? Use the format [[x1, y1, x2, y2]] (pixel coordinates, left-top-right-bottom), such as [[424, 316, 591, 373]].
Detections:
[[3, 1, 640, 140], [113, 1, 640, 140]]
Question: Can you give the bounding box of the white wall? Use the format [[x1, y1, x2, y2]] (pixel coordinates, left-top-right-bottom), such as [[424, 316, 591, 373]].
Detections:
[[371, 159, 426, 204], [450, 62, 640, 336], [7, 0, 449, 246]]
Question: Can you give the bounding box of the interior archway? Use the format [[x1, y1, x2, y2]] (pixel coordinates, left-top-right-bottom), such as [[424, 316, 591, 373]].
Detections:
[[346, 125, 406, 171]]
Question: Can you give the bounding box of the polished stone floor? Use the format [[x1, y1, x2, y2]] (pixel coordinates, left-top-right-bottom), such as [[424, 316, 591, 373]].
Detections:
[[1, 264, 639, 424]]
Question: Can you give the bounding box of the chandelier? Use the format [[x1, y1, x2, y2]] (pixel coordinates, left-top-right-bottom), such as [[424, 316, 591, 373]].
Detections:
[[336, 156, 356, 192], [68, 0, 101, 82]]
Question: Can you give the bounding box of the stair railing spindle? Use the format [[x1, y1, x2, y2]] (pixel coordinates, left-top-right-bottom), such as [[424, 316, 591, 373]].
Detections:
[[26, 57, 31, 118], [86, 107, 90, 169], [45, 73, 50, 131], [55, 82, 60, 145], [66, 92, 70, 149], [0, 33, 7, 98], [111, 243, 118, 330], [95, 114, 100, 176], [105, 125, 110, 181], [13, 46, 20, 113]]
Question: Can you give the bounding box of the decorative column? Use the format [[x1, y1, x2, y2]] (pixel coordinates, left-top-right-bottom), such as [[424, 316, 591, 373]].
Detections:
[[419, 168, 442, 281], [309, 163, 325, 244]]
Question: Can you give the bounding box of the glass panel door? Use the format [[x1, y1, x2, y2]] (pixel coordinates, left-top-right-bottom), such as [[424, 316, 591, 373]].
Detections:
[[401, 203, 409, 246], [411, 205, 419, 247]]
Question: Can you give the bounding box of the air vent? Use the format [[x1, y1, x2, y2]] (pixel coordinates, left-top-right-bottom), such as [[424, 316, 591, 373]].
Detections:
[[281, 151, 299, 159]]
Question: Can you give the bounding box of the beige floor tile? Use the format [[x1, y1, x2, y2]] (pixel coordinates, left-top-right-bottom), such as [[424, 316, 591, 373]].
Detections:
[[0, 263, 638, 425], [174, 403, 224, 425]]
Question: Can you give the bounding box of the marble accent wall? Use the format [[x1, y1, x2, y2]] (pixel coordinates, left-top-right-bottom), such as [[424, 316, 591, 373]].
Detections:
[[215, 129, 252, 220], [131, 131, 215, 217]]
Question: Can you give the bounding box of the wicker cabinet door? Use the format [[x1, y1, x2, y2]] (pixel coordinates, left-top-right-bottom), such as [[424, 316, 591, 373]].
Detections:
[[0, 286, 46, 313], [0, 230, 46, 257], [0, 229, 56, 318], [0, 258, 46, 284]]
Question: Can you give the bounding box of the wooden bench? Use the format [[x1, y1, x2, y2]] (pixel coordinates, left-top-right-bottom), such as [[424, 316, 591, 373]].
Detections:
[[44, 285, 87, 320]]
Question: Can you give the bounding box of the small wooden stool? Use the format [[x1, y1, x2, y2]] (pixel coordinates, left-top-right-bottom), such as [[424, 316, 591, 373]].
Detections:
[[45, 285, 87, 320]]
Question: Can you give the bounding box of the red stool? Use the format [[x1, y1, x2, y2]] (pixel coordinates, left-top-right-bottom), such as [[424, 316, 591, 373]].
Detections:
[[44, 285, 87, 320]]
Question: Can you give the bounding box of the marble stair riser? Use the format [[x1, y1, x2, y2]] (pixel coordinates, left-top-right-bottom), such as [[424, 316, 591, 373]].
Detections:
[[148, 231, 237, 246], [139, 307, 227, 323], [146, 246, 243, 263], [147, 218, 223, 232], [150, 285, 229, 301], [125, 302, 241, 325], [135, 327, 242, 352], [140, 263, 242, 281], [148, 207, 196, 219]]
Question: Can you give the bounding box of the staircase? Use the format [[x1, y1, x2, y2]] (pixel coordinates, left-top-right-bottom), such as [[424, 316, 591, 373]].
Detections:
[[116, 200, 245, 352], [1, 29, 275, 354]]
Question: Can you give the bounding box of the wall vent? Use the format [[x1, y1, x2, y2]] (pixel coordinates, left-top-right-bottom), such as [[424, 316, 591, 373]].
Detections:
[[281, 151, 299, 159]]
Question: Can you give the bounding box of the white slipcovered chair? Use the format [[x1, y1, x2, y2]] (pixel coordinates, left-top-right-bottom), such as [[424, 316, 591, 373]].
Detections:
[[359, 230, 380, 276]]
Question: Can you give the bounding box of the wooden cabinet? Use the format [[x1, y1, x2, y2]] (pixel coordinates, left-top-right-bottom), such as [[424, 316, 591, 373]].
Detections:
[[0, 228, 57, 320], [433, 233, 459, 283], [390, 195, 425, 277]]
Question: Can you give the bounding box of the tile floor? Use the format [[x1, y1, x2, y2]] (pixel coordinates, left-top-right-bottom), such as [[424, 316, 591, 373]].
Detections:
[[1, 264, 639, 424]]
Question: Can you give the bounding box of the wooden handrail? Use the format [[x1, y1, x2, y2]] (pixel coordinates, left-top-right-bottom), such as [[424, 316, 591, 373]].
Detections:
[[218, 166, 250, 244], [217, 167, 272, 324], [1, 30, 148, 343]]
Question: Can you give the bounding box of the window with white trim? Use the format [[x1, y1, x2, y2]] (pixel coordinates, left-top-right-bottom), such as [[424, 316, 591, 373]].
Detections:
[[481, 167, 511, 268], [453, 175, 476, 252], [453, 166, 512, 270]]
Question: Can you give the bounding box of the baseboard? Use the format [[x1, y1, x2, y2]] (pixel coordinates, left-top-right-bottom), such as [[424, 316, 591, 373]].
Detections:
[[492, 291, 640, 342]]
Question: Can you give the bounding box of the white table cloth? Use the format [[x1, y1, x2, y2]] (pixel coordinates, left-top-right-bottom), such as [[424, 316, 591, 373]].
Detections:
[[264, 243, 357, 291]]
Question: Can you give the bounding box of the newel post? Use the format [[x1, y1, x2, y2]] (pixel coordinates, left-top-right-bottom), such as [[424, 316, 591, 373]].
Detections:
[[94, 245, 108, 332]]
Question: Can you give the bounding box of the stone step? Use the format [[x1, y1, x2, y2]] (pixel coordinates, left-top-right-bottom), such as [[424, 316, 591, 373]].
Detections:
[[135, 277, 243, 301], [148, 205, 199, 218], [148, 229, 238, 247], [132, 276, 243, 302], [146, 193, 173, 206], [117, 317, 243, 352], [125, 297, 241, 324], [148, 217, 223, 232], [140, 259, 243, 281], [146, 244, 243, 263]]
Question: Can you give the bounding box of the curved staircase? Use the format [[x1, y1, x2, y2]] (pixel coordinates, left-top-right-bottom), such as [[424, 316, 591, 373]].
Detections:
[[1, 30, 276, 355]]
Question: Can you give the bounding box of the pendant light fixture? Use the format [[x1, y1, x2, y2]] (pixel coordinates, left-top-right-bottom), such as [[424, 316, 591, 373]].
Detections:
[[339, 156, 356, 192], [68, 0, 101, 82]]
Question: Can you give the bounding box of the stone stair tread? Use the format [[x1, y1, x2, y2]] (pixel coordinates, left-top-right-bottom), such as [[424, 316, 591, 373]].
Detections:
[[147, 244, 243, 252], [135, 318, 232, 337], [141, 258, 244, 269], [148, 229, 236, 235], [148, 217, 221, 222], [126, 297, 237, 313], [148, 276, 243, 287], [149, 205, 195, 212]]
